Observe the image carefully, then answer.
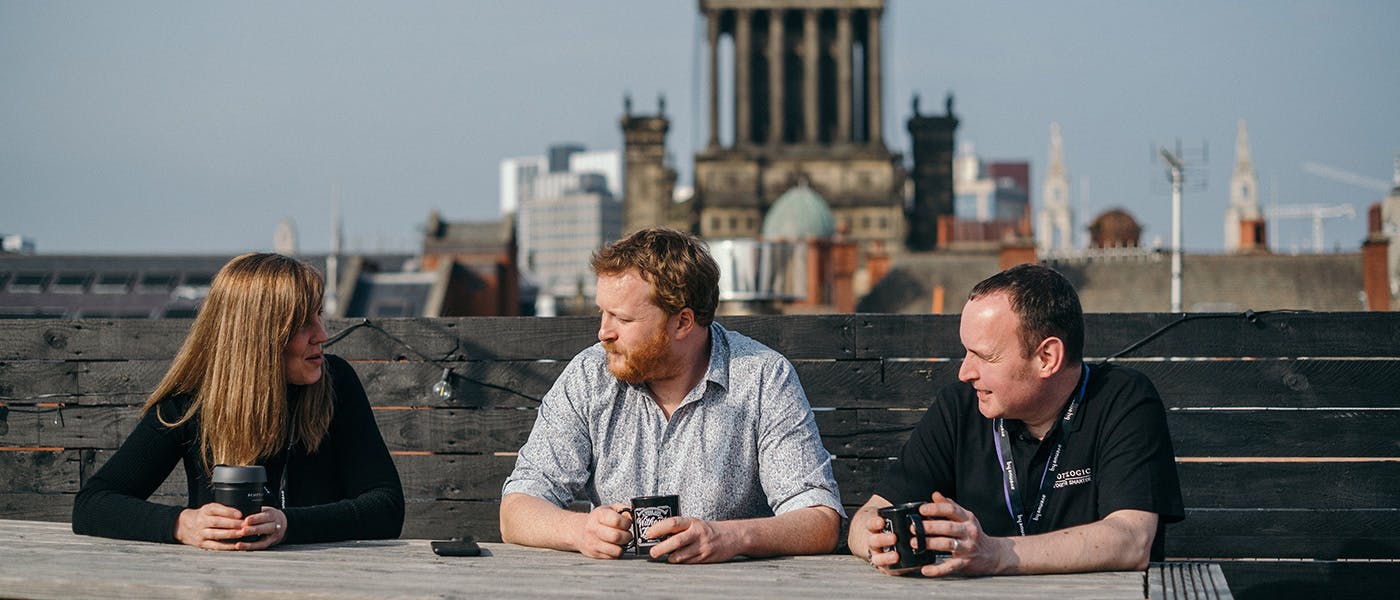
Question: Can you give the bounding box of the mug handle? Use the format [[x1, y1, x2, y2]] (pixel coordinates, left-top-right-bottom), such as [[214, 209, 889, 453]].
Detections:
[[617, 507, 637, 552], [907, 513, 928, 557]]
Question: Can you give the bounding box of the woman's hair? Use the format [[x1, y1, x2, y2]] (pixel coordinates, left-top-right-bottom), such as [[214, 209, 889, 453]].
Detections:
[[590, 227, 720, 327], [144, 253, 334, 470]]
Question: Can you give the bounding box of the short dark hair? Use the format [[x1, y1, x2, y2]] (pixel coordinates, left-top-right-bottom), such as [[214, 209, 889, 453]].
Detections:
[[590, 227, 720, 327], [968, 264, 1084, 364]]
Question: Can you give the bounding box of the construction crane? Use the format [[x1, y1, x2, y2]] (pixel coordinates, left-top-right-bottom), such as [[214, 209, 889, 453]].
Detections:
[[1302, 162, 1392, 194], [1265, 203, 1356, 253]]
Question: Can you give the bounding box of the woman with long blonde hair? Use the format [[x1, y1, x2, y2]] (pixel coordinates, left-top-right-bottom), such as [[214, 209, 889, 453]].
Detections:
[[73, 253, 403, 549]]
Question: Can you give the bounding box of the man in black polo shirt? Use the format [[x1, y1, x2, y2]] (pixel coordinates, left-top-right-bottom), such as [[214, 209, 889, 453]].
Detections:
[[848, 264, 1183, 576]]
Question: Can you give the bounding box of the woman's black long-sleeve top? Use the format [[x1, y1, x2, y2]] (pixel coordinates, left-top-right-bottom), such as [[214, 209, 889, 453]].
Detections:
[[72, 355, 404, 544]]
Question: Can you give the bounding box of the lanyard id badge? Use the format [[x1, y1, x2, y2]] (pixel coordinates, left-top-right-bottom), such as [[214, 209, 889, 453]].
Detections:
[[993, 365, 1089, 536]]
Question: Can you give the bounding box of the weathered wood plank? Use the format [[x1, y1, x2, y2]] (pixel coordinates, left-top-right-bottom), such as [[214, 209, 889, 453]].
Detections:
[[402, 499, 500, 541], [1148, 562, 1232, 600], [1167, 410, 1400, 458], [393, 453, 516, 501], [375, 409, 536, 454], [5, 313, 1400, 362], [815, 409, 923, 458], [322, 318, 493, 361], [0, 518, 1150, 600], [815, 408, 1400, 460], [830, 457, 895, 506], [1141, 359, 1400, 409], [719, 315, 856, 359], [1215, 560, 1400, 600], [855, 313, 1400, 359], [353, 359, 561, 408], [17, 357, 1396, 413], [1178, 462, 1400, 509], [1166, 509, 1400, 560], [0, 491, 74, 522], [0, 361, 78, 399], [829, 459, 1400, 510], [0, 320, 191, 361], [0, 449, 84, 493], [35, 405, 143, 449]]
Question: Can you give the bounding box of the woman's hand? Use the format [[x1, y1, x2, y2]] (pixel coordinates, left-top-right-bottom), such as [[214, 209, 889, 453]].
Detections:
[[175, 504, 287, 551]]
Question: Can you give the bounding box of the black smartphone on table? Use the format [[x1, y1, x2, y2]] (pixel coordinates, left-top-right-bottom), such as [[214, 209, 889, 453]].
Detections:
[[430, 538, 481, 557]]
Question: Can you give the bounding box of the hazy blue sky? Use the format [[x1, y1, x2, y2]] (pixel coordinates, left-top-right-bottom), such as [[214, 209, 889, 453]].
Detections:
[[4, 1, 1398, 255]]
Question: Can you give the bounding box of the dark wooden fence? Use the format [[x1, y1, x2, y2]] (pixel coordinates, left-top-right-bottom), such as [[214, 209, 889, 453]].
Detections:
[[2, 313, 1397, 599]]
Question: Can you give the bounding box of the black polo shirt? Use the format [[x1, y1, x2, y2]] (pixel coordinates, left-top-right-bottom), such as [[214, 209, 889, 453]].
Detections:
[[875, 363, 1184, 559]]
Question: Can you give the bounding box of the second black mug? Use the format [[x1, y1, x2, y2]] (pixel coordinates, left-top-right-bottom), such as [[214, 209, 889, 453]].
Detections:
[[878, 501, 946, 574], [620, 494, 680, 557]]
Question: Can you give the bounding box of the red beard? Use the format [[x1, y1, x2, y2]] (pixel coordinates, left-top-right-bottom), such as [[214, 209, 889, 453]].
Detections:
[[603, 321, 680, 384]]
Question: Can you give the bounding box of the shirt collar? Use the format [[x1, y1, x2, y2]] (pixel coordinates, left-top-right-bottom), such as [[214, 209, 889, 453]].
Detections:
[[704, 321, 730, 392]]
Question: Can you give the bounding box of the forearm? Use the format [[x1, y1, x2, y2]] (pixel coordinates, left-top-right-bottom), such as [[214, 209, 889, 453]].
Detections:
[[994, 510, 1157, 574], [282, 483, 404, 544], [499, 493, 588, 551], [72, 486, 185, 543], [723, 505, 841, 558]]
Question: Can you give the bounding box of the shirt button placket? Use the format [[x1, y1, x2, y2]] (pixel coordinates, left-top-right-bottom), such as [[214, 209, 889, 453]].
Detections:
[[657, 415, 676, 496]]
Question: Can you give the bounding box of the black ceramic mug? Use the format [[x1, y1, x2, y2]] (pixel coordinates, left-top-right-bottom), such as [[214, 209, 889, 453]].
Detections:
[[212, 464, 267, 542], [620, 494, 680, 556], [878, 501, 945, 574]]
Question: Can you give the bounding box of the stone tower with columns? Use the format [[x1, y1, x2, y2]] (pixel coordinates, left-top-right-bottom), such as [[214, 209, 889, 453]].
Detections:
[[693, 0, 905, 253]]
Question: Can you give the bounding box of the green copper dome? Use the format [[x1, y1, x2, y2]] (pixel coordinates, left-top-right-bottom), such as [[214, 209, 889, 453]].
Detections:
[[761, 183, 836, 240]]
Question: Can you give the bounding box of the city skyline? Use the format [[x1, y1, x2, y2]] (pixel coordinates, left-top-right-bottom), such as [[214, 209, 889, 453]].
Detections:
[[3, 1, 1397, 255]]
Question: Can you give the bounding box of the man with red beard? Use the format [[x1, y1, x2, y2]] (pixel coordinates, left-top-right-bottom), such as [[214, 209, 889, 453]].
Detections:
[[500, 228, 843, 563], [847, 264, 1183, 577]]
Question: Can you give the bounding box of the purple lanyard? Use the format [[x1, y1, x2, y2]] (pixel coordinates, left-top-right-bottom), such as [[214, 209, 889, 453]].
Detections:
[[992, 365, 1089, 536]]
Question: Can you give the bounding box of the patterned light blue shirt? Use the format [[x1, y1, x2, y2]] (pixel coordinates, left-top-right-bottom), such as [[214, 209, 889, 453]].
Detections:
[[502, 322, 844, 521]]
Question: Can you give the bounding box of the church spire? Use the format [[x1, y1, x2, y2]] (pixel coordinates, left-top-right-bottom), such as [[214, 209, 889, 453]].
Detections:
[[1225, 118, 1262, 252]]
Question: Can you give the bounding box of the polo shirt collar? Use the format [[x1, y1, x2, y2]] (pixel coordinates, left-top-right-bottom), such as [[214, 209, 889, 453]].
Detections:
[[1062, 363, 1092, 434]]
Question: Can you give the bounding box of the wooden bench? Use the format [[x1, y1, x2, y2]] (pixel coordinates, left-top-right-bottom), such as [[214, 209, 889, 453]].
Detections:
[[2, 313, 1397, 599], [1149, 561, 1233, 600]]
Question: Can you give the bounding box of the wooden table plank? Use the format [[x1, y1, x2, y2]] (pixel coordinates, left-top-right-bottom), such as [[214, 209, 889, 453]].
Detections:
[[0, 519, 1144, 599]]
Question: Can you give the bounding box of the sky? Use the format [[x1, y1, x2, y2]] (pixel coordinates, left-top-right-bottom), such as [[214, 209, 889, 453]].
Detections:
[[3, 1, 1398, 255]]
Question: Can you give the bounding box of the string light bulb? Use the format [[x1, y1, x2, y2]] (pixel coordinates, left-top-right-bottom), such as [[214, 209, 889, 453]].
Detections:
[[431, 368, 454, 402]]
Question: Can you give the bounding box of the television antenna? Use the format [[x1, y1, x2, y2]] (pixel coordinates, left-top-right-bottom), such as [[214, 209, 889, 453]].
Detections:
[[1151, 139, 1208, 313]]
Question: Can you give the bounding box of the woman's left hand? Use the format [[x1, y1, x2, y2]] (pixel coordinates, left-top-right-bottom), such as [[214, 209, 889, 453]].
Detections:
[[235, 507, 288, 550]]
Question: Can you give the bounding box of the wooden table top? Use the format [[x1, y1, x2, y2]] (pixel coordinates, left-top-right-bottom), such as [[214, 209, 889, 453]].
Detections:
[[0, 519, 1145, 599]]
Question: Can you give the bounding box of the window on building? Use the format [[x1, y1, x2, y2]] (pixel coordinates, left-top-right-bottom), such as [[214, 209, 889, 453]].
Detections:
[[140, 273, 177, 290], [79, 309, 148, 319], [94, 272, 134, 294], [11, 272, 50, 292], [182, 274, 214, 287], [0, 307, 68, 319]]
